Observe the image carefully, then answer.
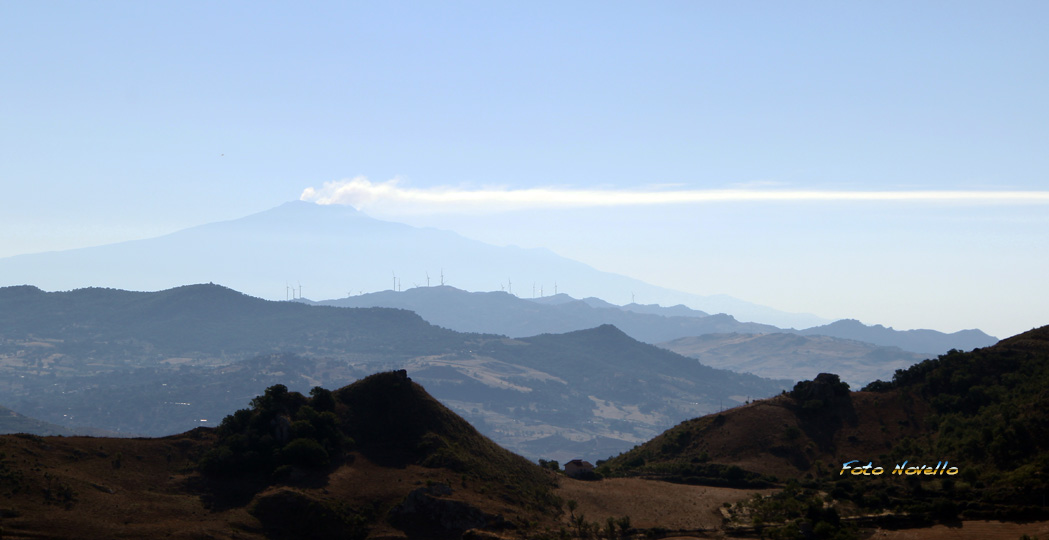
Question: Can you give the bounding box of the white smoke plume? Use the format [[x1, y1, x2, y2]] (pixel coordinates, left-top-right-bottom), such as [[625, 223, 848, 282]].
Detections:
[[300, 177, 1049, 213]]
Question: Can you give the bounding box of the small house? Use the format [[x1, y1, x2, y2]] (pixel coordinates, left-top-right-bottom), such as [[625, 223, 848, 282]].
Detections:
[[564, 459, 594, 478]]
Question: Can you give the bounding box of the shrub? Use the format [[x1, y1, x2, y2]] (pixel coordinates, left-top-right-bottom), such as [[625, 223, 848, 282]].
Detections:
[[281, 438, 330, 468]]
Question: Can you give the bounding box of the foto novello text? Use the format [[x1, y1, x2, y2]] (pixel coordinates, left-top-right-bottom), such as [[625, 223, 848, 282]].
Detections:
[[839, 460, 958, 476]]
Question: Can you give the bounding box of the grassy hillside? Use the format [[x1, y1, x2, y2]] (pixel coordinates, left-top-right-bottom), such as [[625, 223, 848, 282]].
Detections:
[[861, 326, 1049, 508], [601, 325, 1049, 523]]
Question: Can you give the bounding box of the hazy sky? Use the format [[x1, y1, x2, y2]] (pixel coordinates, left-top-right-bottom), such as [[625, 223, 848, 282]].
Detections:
[[2, 2, 1047, 338]]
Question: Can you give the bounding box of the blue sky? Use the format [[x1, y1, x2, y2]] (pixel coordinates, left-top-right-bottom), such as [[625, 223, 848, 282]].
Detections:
[[2, 2, 1048, 337]]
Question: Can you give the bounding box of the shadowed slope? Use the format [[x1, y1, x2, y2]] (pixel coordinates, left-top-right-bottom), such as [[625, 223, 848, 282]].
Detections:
[[334, 370, 555, 500]]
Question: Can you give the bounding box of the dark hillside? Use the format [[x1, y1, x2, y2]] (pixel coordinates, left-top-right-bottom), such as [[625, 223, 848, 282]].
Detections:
[[0, 372, 562, 540], [863, 325, 1049, 496], [192, 370, 561, 538], [334, 370, 554, 495], [604, 325, 1049, 524], [598, 374, 912, 483], [604, 327, 1049, 484], [202, 371, 556, 504], [601, 325, 1049, 521]]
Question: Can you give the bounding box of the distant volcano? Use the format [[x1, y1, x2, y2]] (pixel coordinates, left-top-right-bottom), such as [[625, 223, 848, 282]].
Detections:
[[0, 200, 827, 329]]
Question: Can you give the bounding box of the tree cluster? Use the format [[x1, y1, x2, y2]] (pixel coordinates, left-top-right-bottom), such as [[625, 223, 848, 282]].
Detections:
[[198, 384, 352, 479]]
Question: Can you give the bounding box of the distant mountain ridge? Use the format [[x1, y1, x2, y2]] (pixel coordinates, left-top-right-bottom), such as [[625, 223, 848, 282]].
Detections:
[[658, 332, 928, 386], [797, 318, 997, 356], [314, 285, 777, 343], [312, 285, 998, 356], [531, 293, 712, 318], [0, 283, 456, 357], [0, 200, 826, 329]]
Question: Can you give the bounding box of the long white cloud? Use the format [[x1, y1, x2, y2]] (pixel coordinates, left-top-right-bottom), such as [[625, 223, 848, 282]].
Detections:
[[300, 177, 1049, 213]]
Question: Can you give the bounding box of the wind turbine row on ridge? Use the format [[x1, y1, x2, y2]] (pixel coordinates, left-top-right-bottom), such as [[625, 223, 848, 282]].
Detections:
[[284, 282, 303, 300]]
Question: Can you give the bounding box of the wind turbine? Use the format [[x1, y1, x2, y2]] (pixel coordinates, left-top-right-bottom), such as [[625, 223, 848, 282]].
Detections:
[[426, 272, 430, 287]]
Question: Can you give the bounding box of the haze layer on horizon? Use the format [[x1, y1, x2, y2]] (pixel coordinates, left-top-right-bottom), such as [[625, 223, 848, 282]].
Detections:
[[2, 2, 1047, 338]]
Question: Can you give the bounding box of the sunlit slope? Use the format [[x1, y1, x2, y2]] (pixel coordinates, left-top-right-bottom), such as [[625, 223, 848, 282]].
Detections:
[[600, 325, 1049, 518]]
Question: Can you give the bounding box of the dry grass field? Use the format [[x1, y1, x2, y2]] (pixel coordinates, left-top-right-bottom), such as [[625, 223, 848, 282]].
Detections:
[[556, 476, 774, 531]]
